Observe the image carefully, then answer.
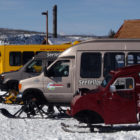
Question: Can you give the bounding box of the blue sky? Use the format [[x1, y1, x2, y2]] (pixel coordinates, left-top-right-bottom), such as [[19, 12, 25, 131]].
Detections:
[[0, 0, 140, 36]]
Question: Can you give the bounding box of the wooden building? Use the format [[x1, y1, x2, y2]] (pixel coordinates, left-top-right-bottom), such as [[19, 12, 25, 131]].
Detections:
[[114, 19, 140, 38]]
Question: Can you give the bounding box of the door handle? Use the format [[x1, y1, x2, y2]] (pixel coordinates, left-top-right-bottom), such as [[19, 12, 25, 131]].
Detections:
[[67, 83, 71, 88]]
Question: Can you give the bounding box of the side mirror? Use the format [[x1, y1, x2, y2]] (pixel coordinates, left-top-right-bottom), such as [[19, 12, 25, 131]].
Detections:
[[44, 66, 53, 77], [25, 67, 34, 73], [110, 85, 116, 92]]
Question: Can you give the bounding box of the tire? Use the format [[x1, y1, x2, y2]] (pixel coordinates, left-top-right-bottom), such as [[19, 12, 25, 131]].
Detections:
[[23, 93, 44, 117], [74, 110, 104, 124], [22, 89, 51, 117]]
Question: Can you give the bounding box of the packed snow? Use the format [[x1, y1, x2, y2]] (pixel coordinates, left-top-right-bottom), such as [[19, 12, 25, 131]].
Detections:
[[0, 92, 140, 140]]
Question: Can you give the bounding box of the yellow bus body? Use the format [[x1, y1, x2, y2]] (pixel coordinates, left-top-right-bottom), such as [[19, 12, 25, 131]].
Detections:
[[0, 43, 74, 74]]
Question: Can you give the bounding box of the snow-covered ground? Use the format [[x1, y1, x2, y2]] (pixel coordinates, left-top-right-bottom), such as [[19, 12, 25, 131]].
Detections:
[[0, 92, 140, 140]]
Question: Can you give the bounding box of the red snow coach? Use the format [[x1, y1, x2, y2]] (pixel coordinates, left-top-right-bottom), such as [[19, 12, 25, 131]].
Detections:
[[67, 64, 140, 125]]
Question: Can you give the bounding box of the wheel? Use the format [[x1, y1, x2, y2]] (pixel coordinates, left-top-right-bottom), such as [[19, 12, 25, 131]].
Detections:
[[74, 110, 104, 124], [23, 94, 46, 118]]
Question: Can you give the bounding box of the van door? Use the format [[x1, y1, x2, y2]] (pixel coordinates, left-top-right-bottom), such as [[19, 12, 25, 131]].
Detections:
[[43, 59, 74, 103], [103, 77, 137, 124]]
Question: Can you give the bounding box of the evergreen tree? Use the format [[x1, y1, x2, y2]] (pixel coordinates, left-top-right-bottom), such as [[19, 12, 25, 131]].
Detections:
[[108, 29, 115, 38]]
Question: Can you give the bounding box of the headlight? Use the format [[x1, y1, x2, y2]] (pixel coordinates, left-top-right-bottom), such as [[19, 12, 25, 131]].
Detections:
[[0, 75, 4, 83]]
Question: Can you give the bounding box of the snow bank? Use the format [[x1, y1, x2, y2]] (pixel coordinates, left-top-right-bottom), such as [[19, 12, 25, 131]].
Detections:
[[0, 32, 96, 45]]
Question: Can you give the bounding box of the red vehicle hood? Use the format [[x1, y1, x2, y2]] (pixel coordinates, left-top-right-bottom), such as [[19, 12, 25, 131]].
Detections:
[[85, 86, 104, 95], [72, 86, 104, 105]]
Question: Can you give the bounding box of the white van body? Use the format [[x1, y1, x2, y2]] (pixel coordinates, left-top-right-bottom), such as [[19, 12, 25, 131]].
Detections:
[[19, 39, 140, 105]]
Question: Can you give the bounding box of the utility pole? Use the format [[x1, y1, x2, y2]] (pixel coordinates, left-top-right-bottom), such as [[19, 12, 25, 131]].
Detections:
[[53, 5, 57, 38], [42, 11, 48, 44]]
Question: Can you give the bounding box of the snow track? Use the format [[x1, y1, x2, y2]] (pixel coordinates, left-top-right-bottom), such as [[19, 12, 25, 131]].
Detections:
[[0, 104, 140, 140]]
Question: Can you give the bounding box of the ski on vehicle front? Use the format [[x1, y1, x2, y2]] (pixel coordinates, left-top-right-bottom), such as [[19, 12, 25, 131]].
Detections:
[[61, 122, 140, 133], [0, 104, 70, 119]]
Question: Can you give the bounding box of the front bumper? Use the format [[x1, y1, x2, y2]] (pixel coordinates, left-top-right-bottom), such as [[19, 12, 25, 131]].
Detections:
[[0, 75, 7, 91]]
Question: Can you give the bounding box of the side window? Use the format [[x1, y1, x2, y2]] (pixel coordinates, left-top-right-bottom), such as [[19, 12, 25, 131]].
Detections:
[[80, 53, 101, 78], [47, 60, 70, 77], [104, 52, 125, 76], [26, 60, 42, 73], [23, 51, 34, 65], [9, 52, 21, 66], [114, 77, 134, 90], [36, 51, 43, 55], [127, 53, 140, 66]]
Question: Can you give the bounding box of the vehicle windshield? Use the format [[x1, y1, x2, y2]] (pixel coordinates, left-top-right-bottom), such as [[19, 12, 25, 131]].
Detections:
[[101, 74, 113, 88], [26, 59, 42, 73]]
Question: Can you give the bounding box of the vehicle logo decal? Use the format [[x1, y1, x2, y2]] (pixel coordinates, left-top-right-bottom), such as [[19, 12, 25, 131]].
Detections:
[[79, 79, 102, 86], [47, 82, 64, 90]]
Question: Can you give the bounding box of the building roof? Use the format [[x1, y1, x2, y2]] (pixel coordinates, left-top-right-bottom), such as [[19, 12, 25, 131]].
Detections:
[[114, 19, 140, 38]]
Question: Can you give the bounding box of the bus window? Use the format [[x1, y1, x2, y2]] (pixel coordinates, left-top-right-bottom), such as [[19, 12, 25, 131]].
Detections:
[[80, 53, 101, 78], [36, 51, 43, 54], [137, 56, 140, 64], [127, 54, 134, 65], [23, 51, 34, 65], [104, 53, 125, 76], [26, 60, 42, 73], [10, 52, 21, 66], [127, 53, 140, 65]]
